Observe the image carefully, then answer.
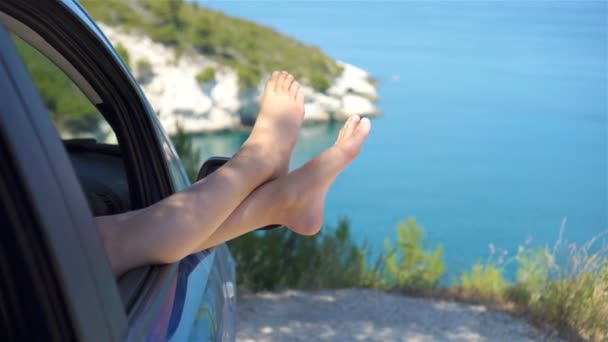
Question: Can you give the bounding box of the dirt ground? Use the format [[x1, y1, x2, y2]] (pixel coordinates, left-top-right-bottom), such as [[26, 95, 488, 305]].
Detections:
[[236, 289, 562, 342]]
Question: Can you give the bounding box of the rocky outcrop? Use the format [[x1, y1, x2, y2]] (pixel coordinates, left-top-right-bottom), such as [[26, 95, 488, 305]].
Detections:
[[100, 24, 380, 134]]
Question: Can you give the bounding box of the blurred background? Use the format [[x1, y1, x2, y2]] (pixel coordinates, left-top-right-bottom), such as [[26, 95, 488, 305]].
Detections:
[[192, 1, 607, 280], [21, 0, 602, 287], [19, 0, 605, 338]]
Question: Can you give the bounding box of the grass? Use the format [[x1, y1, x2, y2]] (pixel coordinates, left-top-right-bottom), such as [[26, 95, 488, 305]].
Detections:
[[169, 133, 607, 341], [229, 217, 607, 341], [445, 221, 608, 341], [80, 0, 341, 92]]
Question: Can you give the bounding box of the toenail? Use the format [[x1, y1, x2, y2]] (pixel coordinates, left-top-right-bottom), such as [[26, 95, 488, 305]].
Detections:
[[359, 117, 371, 130]]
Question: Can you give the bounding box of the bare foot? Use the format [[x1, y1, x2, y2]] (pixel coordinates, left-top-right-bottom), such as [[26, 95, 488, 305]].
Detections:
[[245, 71, 305, 179], [276, 115, 371, 235]]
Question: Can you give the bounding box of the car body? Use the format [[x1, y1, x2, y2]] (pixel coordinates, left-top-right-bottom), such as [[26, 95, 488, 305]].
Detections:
[[0, 0, 236, 340]]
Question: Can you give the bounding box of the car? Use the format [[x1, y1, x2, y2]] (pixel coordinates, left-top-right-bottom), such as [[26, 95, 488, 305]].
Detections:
[[0, 0, 237, 340]]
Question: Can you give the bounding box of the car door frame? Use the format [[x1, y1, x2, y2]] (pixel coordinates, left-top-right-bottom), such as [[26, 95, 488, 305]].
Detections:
[[1, 1, 235, 339], [0, 22, 126, 340], [0, 0, 187, 310]]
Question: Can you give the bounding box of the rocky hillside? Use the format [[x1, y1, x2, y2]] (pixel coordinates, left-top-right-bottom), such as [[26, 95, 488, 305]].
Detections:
[[83, 0, 380, 134]]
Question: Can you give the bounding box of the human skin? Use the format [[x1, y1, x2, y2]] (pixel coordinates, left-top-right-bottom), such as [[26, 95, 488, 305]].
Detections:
[[97, 72, 371, 277]]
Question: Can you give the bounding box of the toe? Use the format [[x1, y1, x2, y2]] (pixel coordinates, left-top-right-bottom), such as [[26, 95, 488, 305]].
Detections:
[[343, 115, 360, 138], [272, 71, 284, 91], [337, 124, 345, 142], [290, 81, 300, 97], [296, 92, 305, 116], [283, 73, 295, 91], [355, 117, 371, 140], [266, 71, 280, 90], [276, 71, 288, 91]]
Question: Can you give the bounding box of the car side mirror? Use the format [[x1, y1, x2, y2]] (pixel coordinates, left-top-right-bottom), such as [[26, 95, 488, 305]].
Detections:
[[196, 156, 230, 181], [197, 156, 281, 231]]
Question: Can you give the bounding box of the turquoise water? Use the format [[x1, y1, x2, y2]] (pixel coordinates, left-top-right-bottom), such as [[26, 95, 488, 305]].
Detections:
[[194, 1, 607, 277]]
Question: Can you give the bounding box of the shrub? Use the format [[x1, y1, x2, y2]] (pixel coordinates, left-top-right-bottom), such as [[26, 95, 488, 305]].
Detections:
[[136, 58, 152, 72], [148, 25, 180, 46], [378, 218, 445, 292], [228, 218, 370, 292], [516, 232, 608, 341], [458, 263, 508, 301], [196, 66, 216, 84], [81, 0, 343, 92], [143, 0, 183, 45], [114, 43, 130, 68], [235, 65, 261, 90], [309, 70, 331, 92], [170, 124, 201, 181], [135, 58, 154, 83], [80, 0, 143, 28], [454, 228, 608, 341]]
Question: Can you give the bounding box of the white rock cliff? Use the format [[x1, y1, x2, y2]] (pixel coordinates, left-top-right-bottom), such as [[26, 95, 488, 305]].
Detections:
[[100, 24, 380, 134]]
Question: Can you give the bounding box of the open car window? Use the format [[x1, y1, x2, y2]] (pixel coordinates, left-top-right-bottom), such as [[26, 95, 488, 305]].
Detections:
[[10, 33, 117, 143], [0, 21, 126, 339], [10, 33, 132, 217]]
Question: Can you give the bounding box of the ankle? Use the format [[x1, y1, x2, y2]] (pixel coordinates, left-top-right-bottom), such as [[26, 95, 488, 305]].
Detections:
[[236, 140, 278, 180]]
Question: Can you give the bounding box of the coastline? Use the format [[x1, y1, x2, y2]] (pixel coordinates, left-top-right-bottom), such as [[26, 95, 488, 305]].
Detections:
[[99, 23, 382, 135]]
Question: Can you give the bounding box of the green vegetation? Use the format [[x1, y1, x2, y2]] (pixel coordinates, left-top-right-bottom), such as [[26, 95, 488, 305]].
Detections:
[[114, 42, 131, 68], [169, 134, 607, 341], [446, 231, 608, 341], [310, 70, 332, 92], [10, 34, 101, 134], [458, 263, 508, 301], [136, 58, 152, 73], [230, 220, 607, 341], [374, 219, 445, 292], [196, 66, 216, 84], [228, 218, 444, 293], [170, 124, 201, 181], [135, 58, 154, 83], [229, 218, 370, 291], [80, 0, 341, 91]]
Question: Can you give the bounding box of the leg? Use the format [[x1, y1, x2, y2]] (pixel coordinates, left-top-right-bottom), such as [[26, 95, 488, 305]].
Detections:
[[197, 116, 371, 250], [99, 71, 305, 276]]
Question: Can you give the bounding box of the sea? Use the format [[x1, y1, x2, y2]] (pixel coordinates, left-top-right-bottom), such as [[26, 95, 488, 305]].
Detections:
[[194, 1, 607, 279]]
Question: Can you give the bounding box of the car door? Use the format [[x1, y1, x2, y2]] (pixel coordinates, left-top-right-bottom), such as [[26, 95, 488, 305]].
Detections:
[[0, 1, 235, 340], [0, 22, 125, 341]]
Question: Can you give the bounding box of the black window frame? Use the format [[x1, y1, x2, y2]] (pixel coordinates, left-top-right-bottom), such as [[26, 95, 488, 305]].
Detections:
[[0, 0, 175, 207]]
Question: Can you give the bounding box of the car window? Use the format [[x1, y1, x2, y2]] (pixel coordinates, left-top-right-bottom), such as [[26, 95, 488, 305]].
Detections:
[[10, 33, 132, 216]]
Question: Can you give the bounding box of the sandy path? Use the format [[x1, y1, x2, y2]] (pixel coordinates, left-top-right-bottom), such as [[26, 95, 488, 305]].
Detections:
[[237, 289, 559, 342]]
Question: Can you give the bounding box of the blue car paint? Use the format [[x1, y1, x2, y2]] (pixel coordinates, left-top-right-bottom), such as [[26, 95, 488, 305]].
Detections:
[[125, 247, 236, 341]]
